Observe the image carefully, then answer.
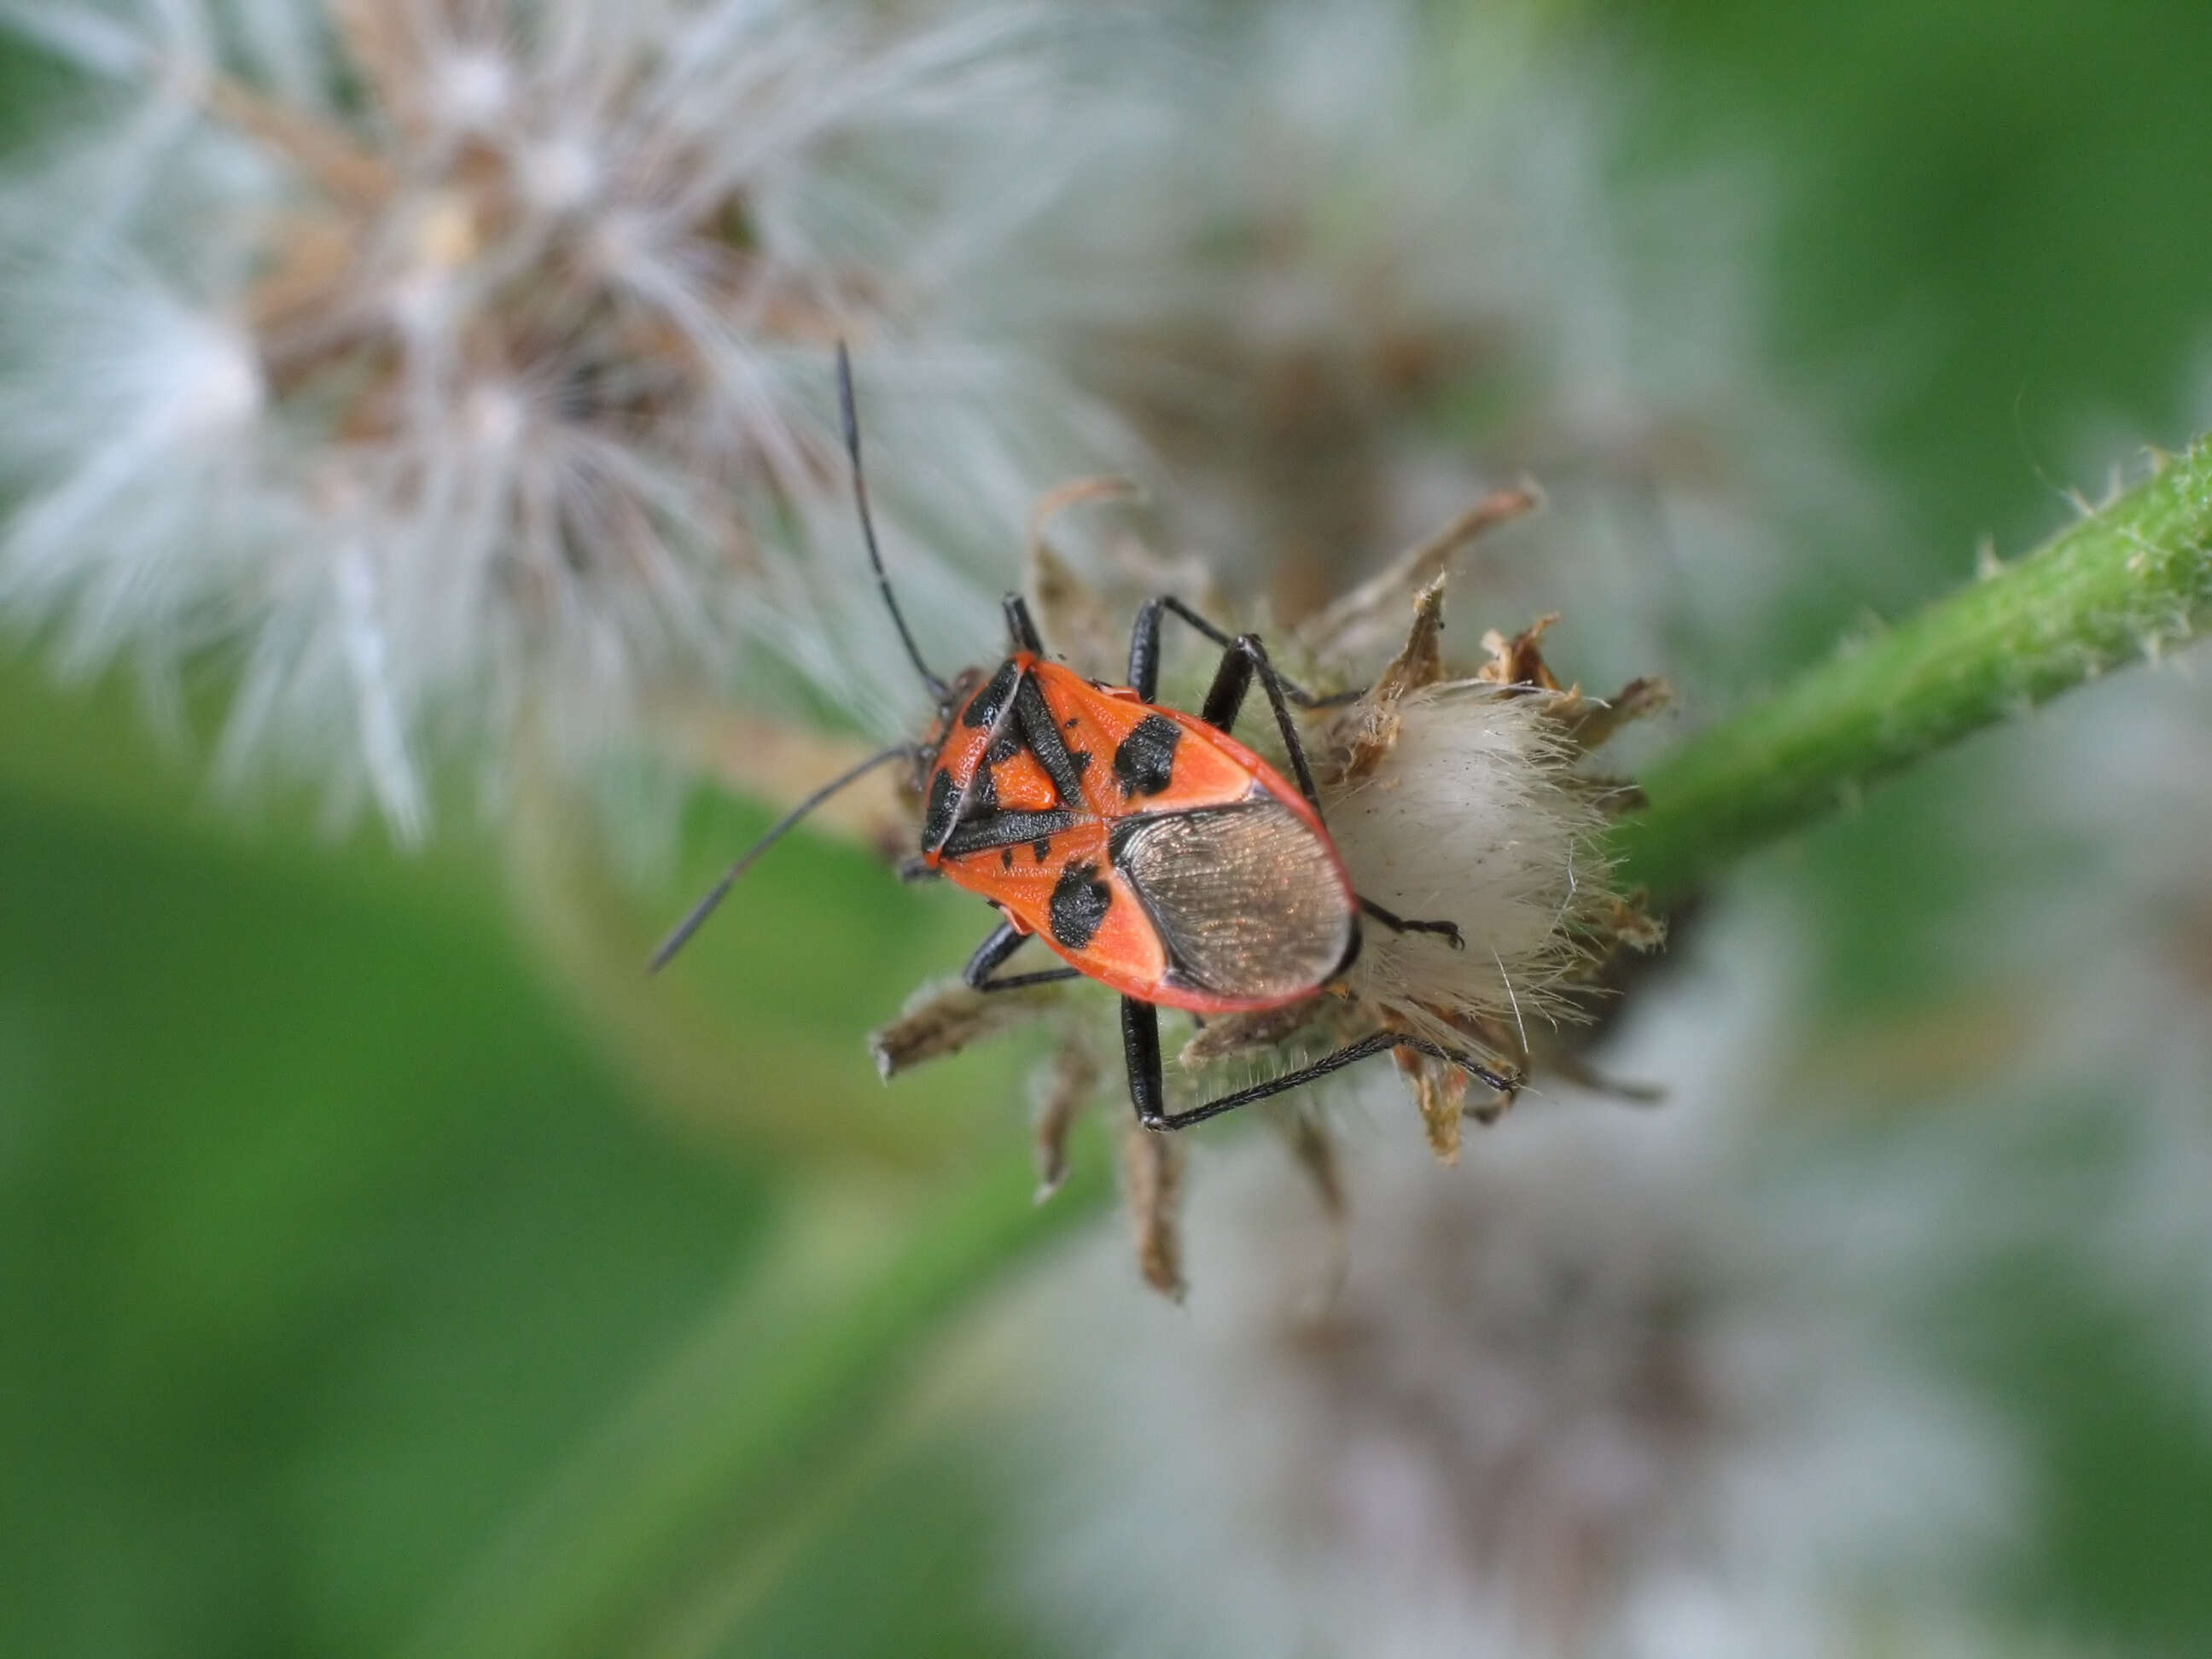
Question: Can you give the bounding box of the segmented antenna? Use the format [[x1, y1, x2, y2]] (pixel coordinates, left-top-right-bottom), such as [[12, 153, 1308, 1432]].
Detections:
[[649, 743, 916, 972], [837, 342, 947, 700]]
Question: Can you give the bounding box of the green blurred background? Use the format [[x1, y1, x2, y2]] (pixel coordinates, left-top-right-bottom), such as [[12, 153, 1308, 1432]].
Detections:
[[8, 2, 2212, 1653]]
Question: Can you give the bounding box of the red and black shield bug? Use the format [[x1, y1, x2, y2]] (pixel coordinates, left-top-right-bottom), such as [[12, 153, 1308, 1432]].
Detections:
[[653, 346, 1519, 1131]]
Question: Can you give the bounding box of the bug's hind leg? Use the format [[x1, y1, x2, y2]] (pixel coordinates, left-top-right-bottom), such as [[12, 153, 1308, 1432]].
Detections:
[[1358, 896, 1465, 952], [1122, 997, 1519, 1132], [964, 919, 1082, 993], [1121, 998, 1179, 1126]]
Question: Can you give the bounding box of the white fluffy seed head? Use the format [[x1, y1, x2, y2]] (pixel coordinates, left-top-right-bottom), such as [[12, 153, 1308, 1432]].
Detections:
[[1326, 683, 1610, 1048], [0, 0, 1139, 836]]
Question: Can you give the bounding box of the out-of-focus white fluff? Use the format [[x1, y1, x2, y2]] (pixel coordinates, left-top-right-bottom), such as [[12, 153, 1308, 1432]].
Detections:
[[981, 903, 2024, 1658], [1327, 683, 1608, 1045], [0, 0, 1139, 835], [1928, 661, 2212, 1429], [1055, 0, 1867, 706]]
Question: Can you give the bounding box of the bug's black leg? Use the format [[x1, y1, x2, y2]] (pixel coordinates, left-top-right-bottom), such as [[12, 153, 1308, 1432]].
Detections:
[[1358, 896, 1465, 951], [963, 920, 1082, 993], [1121, 997, 1168, 1122], [1126, 598, 1167, 701], [1133, 1029, 1520, 1132], [1196, 632, 1324, 810], [1004, 593, 1045, 655], [1126, 596, 1359, 708], [896, 855, 942, 883]]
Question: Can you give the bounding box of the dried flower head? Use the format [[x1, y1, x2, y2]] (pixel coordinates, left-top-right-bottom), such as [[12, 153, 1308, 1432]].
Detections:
[[876, 495, 1664, 1289], [0, 0, 1129, 835], [983, 911, 2023, 1656]]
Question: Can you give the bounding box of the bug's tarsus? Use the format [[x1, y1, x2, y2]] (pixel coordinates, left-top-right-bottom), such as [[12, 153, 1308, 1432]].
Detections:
[[1121, 997, 1519, 1132], [836, 342, 946, 701], [649, 742, 916, 973], [1358, 896, 1465, 952], [963, 920, 1082, 992]]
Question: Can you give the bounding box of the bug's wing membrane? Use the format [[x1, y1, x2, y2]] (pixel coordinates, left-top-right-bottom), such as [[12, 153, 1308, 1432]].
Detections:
[[1113, 800, 1356, 1004]]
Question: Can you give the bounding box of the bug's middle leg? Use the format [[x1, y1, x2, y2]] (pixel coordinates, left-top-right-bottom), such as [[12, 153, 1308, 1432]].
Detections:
[[964, 919, 1083, 993]]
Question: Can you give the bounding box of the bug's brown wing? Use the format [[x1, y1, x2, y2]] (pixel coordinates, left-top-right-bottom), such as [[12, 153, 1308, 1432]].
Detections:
[[1110, 798, 1357, 1005]]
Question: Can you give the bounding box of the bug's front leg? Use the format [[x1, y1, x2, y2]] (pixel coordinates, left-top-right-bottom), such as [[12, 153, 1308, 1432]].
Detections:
[[964, 918, 1081, 993]]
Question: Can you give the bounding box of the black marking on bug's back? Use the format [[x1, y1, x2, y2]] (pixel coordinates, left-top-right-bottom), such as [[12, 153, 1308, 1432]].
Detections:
[[1113, 713, 1183, 799], [1049, 862, 1113, 951], [923, 770, 958, 847], [940, 807, 1080, 859], [1032, 837, 1052, 863], [968, 763, 998, 816], [1014, 675, 1089, 803], [924, 760, 997, 851], [961, 660, 1020, 730]]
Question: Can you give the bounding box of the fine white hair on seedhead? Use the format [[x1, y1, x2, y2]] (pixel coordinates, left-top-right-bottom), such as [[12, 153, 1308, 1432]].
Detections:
[[1325, 682, 1610, 1047], [0, 0, 1144, 837]]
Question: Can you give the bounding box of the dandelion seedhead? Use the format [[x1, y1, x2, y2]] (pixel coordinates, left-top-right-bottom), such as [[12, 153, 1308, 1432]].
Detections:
[[0, 0, 1129, 835]]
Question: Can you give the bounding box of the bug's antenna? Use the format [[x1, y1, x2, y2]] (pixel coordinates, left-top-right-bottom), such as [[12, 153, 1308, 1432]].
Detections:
[[837, 342, 948, 701], [649, 743, 916, 973]]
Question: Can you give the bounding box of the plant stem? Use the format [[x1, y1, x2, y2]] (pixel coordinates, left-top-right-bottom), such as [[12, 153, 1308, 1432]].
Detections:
[[1613, 437, 2212, 898]]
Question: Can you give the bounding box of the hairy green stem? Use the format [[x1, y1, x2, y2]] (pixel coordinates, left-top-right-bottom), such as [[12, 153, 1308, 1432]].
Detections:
[[420, 436, 2212, 1655], [1614, 438, 2212, 898]]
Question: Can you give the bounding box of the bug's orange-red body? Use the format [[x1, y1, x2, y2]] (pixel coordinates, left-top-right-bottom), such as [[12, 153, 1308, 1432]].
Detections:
[[919, 654, 1359, 1015]]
